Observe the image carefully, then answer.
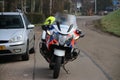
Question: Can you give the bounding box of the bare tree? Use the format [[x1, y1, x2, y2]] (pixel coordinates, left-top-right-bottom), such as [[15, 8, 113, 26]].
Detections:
[[4, 0, 18, 11], [39, 0, 43, 14], [52, 0, 64, 14], [31, 0, 35, 12], [23, 0, 27, 13]]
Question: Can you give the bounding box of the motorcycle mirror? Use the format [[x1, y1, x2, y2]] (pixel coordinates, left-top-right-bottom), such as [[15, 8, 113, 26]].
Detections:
[[76, 30, 85, 38], [80, 33, 85, 38], [76, 29, 81, 34]]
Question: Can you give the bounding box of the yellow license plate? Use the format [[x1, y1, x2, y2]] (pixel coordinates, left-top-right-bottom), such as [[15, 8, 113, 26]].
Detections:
[[0, 46, 6, 50]]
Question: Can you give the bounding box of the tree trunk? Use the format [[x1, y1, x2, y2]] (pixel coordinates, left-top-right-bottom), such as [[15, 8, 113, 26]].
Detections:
[[31, 0, 35, 12], [52, 0, 64, 14], [21, 0, 24, 12], [23, 0, 27, 13], [39, 0, 43, 14]]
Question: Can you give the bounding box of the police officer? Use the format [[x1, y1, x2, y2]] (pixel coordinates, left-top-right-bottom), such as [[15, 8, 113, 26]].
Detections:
[[41, 16, 56, 42]]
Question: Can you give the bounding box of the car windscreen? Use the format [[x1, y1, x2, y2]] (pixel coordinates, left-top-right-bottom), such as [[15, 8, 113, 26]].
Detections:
[[0, 15, 24, 29]]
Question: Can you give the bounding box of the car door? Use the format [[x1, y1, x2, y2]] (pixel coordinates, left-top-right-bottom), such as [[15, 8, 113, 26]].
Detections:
[[23, 14, 34, 50]]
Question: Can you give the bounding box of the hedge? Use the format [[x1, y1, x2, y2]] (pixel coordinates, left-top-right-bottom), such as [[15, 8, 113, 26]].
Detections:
[[26, 13, 45, 24]]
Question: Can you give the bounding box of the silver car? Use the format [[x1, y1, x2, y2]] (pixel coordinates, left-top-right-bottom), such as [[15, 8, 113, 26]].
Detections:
[[0, 12, 35, 61]]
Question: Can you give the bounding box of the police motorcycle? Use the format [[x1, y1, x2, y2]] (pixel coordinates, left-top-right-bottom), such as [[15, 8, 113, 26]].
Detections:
[[39, 14, 84, 79]]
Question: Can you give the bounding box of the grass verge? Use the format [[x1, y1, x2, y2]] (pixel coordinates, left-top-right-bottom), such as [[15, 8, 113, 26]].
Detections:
[[94, 10, 120, 37]]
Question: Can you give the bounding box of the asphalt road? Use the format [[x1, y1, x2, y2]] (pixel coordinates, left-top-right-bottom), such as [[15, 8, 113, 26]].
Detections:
[[77, 16, 120, 80], [0, 16, 119, 80]]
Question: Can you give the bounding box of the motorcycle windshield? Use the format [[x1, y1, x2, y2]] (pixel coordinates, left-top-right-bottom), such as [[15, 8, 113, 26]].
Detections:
[[54, 13, 78, 34]]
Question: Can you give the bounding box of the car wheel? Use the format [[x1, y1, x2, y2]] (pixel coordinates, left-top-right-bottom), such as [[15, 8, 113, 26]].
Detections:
[[30, 47, 35, 53], [30, 36, 35, 53], [22, 40, 29, 61]]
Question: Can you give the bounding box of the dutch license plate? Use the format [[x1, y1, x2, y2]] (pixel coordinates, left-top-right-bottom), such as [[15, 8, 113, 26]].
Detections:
[[0, 46, 6, 50]]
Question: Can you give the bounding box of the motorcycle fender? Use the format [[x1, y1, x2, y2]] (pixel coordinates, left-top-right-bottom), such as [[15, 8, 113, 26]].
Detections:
[[54, 49, 65, 57]]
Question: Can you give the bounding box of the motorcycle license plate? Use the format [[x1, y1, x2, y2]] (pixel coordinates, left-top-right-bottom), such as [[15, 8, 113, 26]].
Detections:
[[0, 46, 6, 50]]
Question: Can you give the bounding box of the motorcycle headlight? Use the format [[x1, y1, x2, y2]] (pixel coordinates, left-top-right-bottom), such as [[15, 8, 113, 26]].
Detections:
[[47, 30, 51, 35], [65, 36, 73, 46], [9, 35, 23, 43], [58, 35, 67, 46]]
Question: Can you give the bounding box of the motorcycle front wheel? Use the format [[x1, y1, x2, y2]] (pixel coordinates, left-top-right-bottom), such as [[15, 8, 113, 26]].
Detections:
[[53, 56, 62, 79], [49, 63, 54, 70]]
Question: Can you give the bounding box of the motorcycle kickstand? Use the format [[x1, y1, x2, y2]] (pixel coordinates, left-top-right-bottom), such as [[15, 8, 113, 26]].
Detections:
[[62, 65, 70, 74]]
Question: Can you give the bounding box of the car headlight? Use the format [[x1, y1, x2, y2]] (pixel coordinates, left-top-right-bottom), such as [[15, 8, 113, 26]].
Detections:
[[9, 35, 23, 43]]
